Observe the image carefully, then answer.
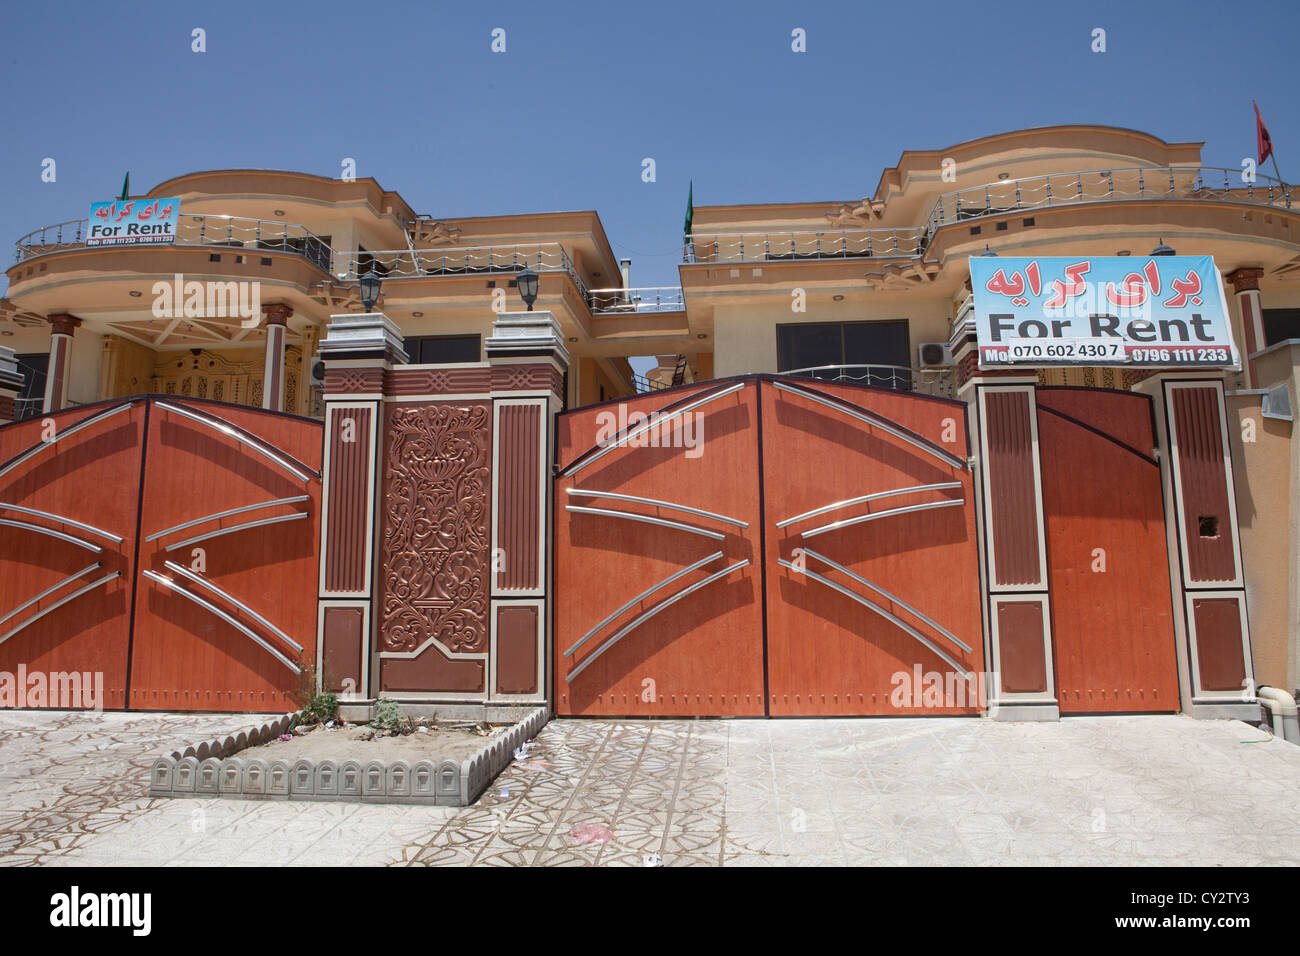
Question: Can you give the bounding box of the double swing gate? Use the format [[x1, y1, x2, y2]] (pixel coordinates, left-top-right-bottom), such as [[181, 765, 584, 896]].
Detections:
[[553, 375, 1182, 718], [0, 396, 321, 711], [0, 377, 1187, 718]]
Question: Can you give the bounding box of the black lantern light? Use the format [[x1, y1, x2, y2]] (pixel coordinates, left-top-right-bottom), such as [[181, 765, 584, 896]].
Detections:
[[359, 270, 382, 311], [1150, 238, 1176, 257], [516, 267, 539, 311]]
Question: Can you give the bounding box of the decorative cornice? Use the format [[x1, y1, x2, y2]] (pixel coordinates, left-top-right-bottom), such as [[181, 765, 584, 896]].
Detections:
[[1226, 267, 1264, 293], [47, 313, 82, 336], [262, 303, 294, 325]]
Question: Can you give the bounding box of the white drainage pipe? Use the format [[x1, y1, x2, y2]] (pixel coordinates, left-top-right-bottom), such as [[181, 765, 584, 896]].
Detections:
[[1256, 686, 1299, 745]]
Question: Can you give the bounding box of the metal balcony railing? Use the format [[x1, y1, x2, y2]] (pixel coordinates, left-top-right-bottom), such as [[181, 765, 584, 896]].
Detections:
[[14, 215, 334, 273], [588, 287, 684, 314], [780, 363, 954, 399], [683, 228, 925, 264], [344, 243, 581, 284], [343, 246, 685, 319], [923, 166, 1293, 236], [684, 166, 1294, 264]]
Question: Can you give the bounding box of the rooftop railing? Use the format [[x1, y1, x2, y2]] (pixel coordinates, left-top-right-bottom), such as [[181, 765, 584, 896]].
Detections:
[[344, 245, 685, 318], [923, 166, 1293, 236], [344, 242, 579, 284], [683, 228, 925, 264], [684, 166, 1294, 264], [14, 215, 334, 273], [588, 287, 684, 314]]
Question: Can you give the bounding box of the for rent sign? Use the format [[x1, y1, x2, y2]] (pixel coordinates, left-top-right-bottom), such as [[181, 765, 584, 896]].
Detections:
[[86, 198, 180, 246], [969, 255, 1238, 369]]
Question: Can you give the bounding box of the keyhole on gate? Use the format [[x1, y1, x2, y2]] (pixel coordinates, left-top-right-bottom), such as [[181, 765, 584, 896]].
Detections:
[[1197, 514, 1219, 538]]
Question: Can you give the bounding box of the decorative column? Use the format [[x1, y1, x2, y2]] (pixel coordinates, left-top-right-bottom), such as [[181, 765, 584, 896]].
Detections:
[[43, 313, 80, 413], [953, 311, 1058, 721], [261, 303, 293, 412], [485, 312, 569, 713], [314, 312, 406, 711], [1132, 372, 1257, 720], [1227, 268, 1265, 389], [0, 347, 24, 424]]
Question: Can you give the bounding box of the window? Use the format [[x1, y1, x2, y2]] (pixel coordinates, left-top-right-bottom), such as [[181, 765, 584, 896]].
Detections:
[[1262, 308, 1300, 347], [777, 320, 912, 389], [404, 334, 481, 364]]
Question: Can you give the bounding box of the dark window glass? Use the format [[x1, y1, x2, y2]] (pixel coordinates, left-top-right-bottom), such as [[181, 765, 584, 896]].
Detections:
[[406, 334, 481, 364], [777, 323, 841, 371], [777, 320, 911, 389], [1262, 308, 1300, 347], [843, 321, 910, 367]]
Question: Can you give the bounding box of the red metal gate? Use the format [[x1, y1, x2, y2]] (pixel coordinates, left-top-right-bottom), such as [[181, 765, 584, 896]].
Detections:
[[553, 376, 982, 717], [1035, 388, 1179, 713], [0, 396, 321, 711]]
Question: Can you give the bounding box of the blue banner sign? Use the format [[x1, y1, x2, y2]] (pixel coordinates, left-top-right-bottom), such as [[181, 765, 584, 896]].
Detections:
[[86, 198, 180, 247], [968, 255, 1238, 368]]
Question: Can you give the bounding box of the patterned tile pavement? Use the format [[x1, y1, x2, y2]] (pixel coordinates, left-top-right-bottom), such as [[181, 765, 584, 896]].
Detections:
[[1, 710, 1298, 866]]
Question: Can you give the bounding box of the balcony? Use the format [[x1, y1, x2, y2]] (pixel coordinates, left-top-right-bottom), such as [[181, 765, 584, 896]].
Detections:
[[344, 245, 684, 319], [924, 166, 1293, 235], [587, 287, 684, 314], [684, 166, 1295, 265], [14, 215, 334, 273], [683, 228, 925, 264], [780, 363, 954, 399]]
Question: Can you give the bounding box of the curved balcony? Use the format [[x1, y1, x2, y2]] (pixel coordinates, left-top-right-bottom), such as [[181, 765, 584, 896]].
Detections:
[[923, 165, 1293, 234], [15, 215, 334, 273], [683, 166, 1295, 265]]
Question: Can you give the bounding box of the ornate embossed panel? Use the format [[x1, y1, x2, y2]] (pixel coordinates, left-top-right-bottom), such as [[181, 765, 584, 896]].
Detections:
[[379, 402, 492, 665]]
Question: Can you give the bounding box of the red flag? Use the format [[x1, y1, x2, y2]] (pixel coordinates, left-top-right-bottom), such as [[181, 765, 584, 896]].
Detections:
[[1255, 100, 1274, 165]]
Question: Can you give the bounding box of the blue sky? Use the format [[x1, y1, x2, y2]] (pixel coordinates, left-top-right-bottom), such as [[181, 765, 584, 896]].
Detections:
[[2, 0, 1296, 297]]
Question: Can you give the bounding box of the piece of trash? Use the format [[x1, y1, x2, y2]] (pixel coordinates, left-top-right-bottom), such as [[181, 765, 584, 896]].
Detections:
[[516, 760, 553, 772], [643, 853, 663, 867], [569, 822, 613, 845], [325, 720, 335, 729], [417, 726, 429, 734], [277, 734, 292, 742], [499, 787, 510, 798]]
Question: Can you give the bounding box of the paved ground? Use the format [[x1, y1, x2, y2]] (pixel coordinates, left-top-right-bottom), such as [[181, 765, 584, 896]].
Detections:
[[1, 711, 1297, 866]]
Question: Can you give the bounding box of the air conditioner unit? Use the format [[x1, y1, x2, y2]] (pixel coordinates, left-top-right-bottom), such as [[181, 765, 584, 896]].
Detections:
[[309, 356, 326, 385], [918, 342, 954, 368]]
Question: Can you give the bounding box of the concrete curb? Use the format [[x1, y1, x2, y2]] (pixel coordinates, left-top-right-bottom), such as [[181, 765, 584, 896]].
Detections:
[[149, 706, 549, 807]]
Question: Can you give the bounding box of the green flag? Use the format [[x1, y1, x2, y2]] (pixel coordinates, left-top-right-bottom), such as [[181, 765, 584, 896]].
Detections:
[[683, 180, 694, 236], [119, 172, 130, 201]]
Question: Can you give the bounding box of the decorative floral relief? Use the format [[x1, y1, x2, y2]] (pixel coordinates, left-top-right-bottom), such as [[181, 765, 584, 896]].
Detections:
[[380, 403, 491, 654]]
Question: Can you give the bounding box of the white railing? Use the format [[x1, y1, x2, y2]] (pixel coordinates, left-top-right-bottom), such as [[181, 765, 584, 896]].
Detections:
[[924, 165, 1293, 235], [588, 287, 684, 314], [344, 246, 685, 318], [14, 214, 334, 272], [344, 243, 578, 282], [684, 166, 1294, 264], [780, 363, 954, 398], [684, 228, 924, 264]]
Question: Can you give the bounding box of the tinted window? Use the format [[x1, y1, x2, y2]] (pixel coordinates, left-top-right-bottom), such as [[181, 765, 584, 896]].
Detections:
[[406, 335, 481, 364], [1262, 309, 1300, 347], [777, 323, 841, 371], [777, 320, 910, 370]]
